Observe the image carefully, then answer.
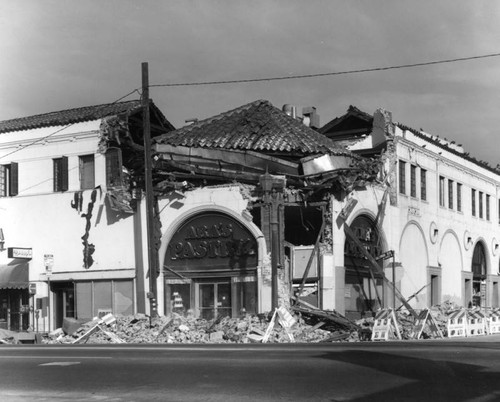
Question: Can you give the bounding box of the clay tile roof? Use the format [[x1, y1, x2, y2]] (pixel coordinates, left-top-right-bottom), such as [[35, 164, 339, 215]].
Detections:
[[0, 100, 159, 134], [154, 100, 351, 156]]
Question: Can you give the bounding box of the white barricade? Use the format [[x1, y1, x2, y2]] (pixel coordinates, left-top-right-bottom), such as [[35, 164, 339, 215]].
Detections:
[[447, 309, 467, 338], [466, 309, 487, 336]]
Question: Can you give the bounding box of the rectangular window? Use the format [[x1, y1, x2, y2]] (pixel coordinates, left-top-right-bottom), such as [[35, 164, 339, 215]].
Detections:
[[439, 176, 445, 207], [79, 155, 95, 190], [105, 148, 123, 188], [472, 189, 476, 217], [0, 163, 18, 197], [420, 169, 427, 201], [479, 191, 484, 219], [410, 165, 417, 197], [486, 194, 490, 221], [457, 183, 462, 212], [399, 160, 406, 195], [448, 179, 454, 209], [498, 199, 500, 224], [53, 156, 68, 192]]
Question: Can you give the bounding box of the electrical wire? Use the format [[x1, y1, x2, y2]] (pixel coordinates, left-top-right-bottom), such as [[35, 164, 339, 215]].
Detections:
[[150, 52, 500, 87], [0, 89, 141, 162]]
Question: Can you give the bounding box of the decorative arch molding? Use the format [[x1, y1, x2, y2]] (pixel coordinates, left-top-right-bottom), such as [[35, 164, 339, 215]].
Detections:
[[439, 229, 463, 267], [158, 205, 266, 274], [346, 209, 388, 253], [399, 220, 429, 265], [471, 237, 491, 276]]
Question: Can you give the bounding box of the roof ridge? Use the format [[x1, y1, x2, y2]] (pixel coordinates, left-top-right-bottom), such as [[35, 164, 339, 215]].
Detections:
[[0, 100, 139, 125]]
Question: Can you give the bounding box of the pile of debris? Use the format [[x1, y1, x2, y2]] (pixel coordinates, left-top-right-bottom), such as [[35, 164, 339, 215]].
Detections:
[[43, 307, 363, 345], [32, 301, 472, 345]]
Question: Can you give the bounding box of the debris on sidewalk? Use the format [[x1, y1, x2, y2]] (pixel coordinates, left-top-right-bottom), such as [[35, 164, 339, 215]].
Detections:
[[41, 300, 491, 345]]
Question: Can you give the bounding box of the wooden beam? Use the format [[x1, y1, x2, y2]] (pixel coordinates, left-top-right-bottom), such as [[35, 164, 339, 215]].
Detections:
[[344, 224, 418, 318]]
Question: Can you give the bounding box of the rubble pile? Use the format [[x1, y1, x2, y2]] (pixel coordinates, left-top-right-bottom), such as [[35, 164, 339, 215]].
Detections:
[[26, 300, 483, 345], [43, 311, 349, 345]]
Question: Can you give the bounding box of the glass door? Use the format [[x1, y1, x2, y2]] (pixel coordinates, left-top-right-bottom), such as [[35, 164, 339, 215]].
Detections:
[[198, 281, 231, 320]]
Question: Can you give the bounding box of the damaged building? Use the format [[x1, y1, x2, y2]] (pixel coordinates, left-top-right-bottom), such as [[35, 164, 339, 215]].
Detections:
[[151, 100, 379, 319], [320, 105, 500, 318], [0, 100, 174, 331], [2, 96, 500, 333]]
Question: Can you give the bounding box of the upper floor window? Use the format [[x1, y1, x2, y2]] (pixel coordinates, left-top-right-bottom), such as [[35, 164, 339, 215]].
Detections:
[[105, 148, 123, 188], [410, 165, 417, 198], [479, 191, 484, 219], [439, 176, 445, 207], [486, 194, 490, 221], [0, 163, 18, 197], [448, 179, 454, 209], [420, 169, 427, 201], [79, 155, 95, 190], [472, 189, 476, 217], [53, 157, 68, 192], [399, 160, 406, 195], [457, 183, 462, 212]]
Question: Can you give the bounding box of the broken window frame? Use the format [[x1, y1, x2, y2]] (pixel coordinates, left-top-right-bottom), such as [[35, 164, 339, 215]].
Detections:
[[105, 147, 123, 188]]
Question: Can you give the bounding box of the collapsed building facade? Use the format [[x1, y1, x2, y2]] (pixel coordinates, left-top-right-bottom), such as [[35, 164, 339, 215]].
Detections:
[[152, 100, 381, 319], [153, 101, 500, 320]]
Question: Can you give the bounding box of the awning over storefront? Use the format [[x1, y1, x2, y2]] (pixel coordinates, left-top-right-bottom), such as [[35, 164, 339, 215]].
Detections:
[[0, 262, 29, 289]]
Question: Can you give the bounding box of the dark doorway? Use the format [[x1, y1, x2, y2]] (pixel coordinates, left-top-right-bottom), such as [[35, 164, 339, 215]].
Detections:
[[52, 282, 75, 328], [471, 242, 487, 307]]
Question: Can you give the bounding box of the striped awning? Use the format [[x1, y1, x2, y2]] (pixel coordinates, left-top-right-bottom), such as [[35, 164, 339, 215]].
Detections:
[[0, 262, 29, 289]]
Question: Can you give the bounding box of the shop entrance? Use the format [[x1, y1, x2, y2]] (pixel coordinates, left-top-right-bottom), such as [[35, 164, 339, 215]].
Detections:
[[0, 290, 29, 331], [198, 280, 231, 320], [471, 242, 487, 308], [164, 211, 259, 318], [52, 282, 75, 329]]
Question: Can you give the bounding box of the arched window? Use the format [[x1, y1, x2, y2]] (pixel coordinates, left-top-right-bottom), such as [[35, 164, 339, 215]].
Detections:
[[472, 242, 487, 279]]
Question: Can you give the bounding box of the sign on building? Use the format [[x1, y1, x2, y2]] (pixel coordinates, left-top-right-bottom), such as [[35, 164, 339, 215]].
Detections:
[[7, 247, 33, 259], [44, 254, 54, 276]]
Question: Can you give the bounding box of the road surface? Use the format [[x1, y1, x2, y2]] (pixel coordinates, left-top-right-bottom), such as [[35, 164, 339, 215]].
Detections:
[[0, 337, 499, 401]]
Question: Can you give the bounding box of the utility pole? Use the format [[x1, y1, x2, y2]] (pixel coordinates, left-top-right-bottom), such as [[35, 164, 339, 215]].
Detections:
[[142, 62, 157, 318]]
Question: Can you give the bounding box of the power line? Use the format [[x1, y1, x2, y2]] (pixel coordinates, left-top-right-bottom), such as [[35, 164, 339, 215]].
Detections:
[[150, 52, 500, 88]]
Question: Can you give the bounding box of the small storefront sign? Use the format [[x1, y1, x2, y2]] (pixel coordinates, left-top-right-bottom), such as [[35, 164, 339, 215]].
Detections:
[[7, 247, 32, 259], [44, 254, 54, 276]]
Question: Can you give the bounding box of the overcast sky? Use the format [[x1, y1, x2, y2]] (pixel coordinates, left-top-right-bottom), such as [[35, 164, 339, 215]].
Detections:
[[2, 0, 500, 165]]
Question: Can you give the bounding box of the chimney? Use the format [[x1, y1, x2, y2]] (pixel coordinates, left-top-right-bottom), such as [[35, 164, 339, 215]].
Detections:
[[302, 106, 320, 129], [282, 104, 297, 119]]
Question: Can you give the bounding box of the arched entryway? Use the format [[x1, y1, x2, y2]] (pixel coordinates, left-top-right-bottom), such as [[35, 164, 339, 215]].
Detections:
[[344, 215, 384, 319], [163, 211, 259, 319], [471, 242, 487, 307]]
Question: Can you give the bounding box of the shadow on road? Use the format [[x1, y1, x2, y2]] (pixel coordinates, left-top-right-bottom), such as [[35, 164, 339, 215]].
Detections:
[[318, 349, 500, 402]]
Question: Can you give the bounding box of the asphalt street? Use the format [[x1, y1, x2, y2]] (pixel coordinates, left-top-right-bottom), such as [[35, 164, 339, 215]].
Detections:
[[0, 336, 499, 401]]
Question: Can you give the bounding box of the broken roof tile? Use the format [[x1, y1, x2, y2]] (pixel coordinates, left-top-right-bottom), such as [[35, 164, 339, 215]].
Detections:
[[154, 100, 351, 156]]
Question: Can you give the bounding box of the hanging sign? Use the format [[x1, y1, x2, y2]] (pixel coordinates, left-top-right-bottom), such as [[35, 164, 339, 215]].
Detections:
[[44, 254, 54, 276], [8, 247, 32, 259]]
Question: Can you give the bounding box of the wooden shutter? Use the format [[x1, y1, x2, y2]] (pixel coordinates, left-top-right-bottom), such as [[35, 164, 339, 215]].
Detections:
[[10, 162, 18, 196], [61, 156, 68, 191]]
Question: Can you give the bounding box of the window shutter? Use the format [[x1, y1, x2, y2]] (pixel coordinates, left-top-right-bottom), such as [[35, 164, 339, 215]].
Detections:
[[61, 156, 69, 191], [10, 162, 18, 196]]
